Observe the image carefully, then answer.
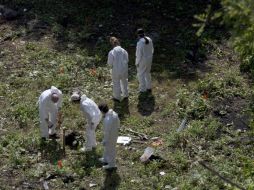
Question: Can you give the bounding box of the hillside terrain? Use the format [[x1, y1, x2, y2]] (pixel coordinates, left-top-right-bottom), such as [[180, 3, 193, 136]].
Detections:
[[0, 1, 253, 189]]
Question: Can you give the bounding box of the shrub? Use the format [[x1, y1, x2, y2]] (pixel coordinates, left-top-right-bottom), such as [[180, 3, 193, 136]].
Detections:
[[222, 0, 254, 74]]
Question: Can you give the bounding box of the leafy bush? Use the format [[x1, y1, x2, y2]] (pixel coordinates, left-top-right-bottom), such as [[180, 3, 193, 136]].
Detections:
[[222, 0, 254, 74], [176, 88, 210, 120], [197, 72, 243, 98]]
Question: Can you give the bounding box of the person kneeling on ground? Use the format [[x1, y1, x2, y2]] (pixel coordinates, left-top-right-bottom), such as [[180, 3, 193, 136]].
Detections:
[[38, 86, 63, 140], [98, 103, 120, 170]]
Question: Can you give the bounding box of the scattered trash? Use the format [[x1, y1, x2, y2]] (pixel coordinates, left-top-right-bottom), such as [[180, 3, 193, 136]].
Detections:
[[62, 174, 74, 184], [29, 70, 39, 77], [45, 174, 58, 181], [90, 68, 97, 76], [149, 155, 165, 161], [159, 171, 166, 176], [151, 138, 163, 147], [165, 185, 172, 189], [132, 140, 146, 144], [126, 128, 148, 140], [89, 183, 97, 188], [151, 137, 159, 140], [140, 147, 155, 162], [57, 160, 63, 169], [177, 117, 188, 132], [59, 67, 64, 74], [117, 136, 132, 145], [124, 147, 136, 151], [202, 91, 209, 100], [42, 181, 49, 190], [219, 110, 227, 116]]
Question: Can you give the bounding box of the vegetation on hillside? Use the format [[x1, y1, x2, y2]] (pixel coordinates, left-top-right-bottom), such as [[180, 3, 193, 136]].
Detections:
[[0, 0, 253, 189]]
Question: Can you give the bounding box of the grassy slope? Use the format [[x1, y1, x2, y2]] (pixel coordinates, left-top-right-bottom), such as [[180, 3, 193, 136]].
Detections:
[[0, 0, 253, 189]]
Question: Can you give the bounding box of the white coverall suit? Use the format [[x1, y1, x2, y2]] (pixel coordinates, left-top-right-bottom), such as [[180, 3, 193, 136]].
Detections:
[[102, 109, 120, 168], [80, 95, 102, 150], [38, 86, 63, 138], [107, 46, 129, 100], [135, 37, 154, 92]]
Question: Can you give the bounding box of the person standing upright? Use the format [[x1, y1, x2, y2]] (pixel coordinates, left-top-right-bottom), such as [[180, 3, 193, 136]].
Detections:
[[107, 37, 129, 102], [38, 86, 63, 140], [135, 28, 154, 93], [98, 103, 120, 170]]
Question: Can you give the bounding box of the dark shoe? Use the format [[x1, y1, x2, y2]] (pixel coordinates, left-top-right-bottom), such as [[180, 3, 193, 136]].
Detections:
[[99, 158, 108, 165], [40, 137, 47, 148], [122, 96, 129, 101], [112, 98, 121, 103], [147, 89, 152, 93], [49, 133, 59, 139], [138, 90, 146, 94], [41, 137, 46, 141]]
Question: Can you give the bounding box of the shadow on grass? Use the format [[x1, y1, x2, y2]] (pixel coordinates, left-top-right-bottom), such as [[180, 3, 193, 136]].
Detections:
[[81, 149, 102, 175], [40, 139, 64, 163], [113, 98, 130, 119], [137, 92, 155, 116], [101, 169, 121, 190]]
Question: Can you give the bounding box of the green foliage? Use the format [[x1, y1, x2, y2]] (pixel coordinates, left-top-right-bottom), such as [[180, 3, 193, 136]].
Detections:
[[222, 0, 254, 74], [176, 88, 210, 120], [9, 103, 38, 128], [197, 72, 243, 98]]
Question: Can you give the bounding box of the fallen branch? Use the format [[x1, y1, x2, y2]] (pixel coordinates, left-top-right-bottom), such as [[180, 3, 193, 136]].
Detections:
[[199, 161, 246, 190], [132, 140, 147, 144], [125, 128, 149, 140]]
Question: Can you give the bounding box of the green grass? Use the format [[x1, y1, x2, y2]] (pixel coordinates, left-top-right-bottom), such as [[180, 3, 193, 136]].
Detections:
[[0, 1, 254, 189]]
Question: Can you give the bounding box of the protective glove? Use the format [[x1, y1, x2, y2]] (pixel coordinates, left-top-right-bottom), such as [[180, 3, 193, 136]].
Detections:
[[48, 121, 54, 129]]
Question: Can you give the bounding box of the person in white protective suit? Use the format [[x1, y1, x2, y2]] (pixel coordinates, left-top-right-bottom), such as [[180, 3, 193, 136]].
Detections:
[[38, 86, 63, 140], [79, 94, 102, 152], [107, 37, 129, 102], [135, 28, 154, 93], [98, 103, 120, 170]]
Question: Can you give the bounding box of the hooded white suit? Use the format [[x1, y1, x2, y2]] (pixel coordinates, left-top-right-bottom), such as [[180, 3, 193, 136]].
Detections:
[[136, 37, 154, 92], [80, 95, 102, 150], [107, 46, 129, 100], [102, 109, 120, 168], [38, 86, 63, 138]]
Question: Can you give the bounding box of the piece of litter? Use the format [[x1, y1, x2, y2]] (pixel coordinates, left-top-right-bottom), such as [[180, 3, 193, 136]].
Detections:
[[117, 136, 132, 145], [43, 181, 49, 190], [165, 185, 172, 189], [57, 160, 63, 169], [140, 147, 155, 162], [151, 138, 163, 147], [160, 171, 166, 176], [177, 117, 188, 132], [89, 183, 97, 188]]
